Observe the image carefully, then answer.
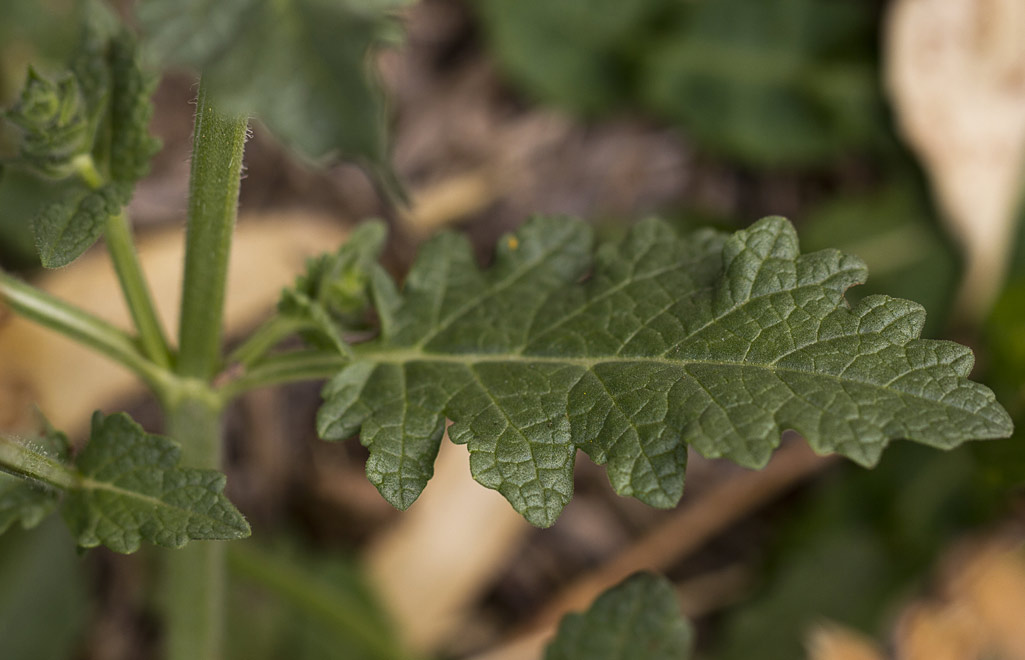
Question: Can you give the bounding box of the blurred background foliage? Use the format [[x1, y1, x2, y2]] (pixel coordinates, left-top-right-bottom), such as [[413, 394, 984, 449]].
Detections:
[[1, 0, 1023, 658]]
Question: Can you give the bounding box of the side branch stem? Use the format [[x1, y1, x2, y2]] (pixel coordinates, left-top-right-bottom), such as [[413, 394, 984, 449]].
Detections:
[[217, 349, 347, 403], [0, 269, 166, 388], [104, 211, 173, 369]]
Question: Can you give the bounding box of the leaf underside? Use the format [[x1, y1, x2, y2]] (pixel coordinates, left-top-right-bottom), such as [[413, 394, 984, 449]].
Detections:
[[34, 183, 126, 268], [138, 0, 404, 167], [317, 216, 1013, 527], [545, 573, 693, 660], [62, 412, 250, 553]]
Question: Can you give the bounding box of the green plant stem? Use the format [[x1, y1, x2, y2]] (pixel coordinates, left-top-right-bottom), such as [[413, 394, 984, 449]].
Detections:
[[226, 315, 307, 367], [162, 393, 226, 660], [0, 435, 76, 490], [104, 211, 173, 369], [227, 543, 413, 660], [0, 269, 166, 388], [177, 80, 248, 380], [217, 349, 346, 402]]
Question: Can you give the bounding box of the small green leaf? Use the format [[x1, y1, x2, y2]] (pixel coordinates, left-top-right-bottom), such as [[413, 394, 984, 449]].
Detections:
[[318, 216, 1012, 527], [280, 220, 388, 352], [3, 1, 160, 268], [3, 68, 94, 179], [545, 573, 693, 660], [0, 427, 68, 534], [139, 0, 402, 168], [61, 412, 250, 554], [106, 31, 161, 186], [33, 182, 127, 268]]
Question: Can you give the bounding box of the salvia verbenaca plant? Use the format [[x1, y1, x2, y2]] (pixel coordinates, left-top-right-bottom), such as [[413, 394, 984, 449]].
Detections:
[[0, 1, 1014, 659]]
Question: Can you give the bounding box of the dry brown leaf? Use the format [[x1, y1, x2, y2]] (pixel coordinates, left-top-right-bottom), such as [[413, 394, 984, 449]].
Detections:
[[896, 603, 987, 660], [946, 544, 1025, 660], [0, 212, 347, 436], [400, 170, 503, 235], [807, 624, 884, 660], [363, 435, 531, 653], [811, 538, 1025, 660], [886, 0, 1025, 322]]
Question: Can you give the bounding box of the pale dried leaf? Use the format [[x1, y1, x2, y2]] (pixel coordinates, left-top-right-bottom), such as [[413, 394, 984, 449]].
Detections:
[[363, 437, 530, 652], [886, 0, 1025, 320], [806, 624, 883, 660]]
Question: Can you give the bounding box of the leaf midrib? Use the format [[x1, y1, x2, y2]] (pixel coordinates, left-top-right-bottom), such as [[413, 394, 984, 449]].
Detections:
[[77, 474, 243, 532], [350, 347, 982, 413]]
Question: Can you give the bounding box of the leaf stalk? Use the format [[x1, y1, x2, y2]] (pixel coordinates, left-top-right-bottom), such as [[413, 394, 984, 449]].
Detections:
[[103, 210, 174, 369]]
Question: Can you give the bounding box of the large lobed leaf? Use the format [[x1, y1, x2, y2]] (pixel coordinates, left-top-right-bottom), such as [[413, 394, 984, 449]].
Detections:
[[318, 216, 1013, 527], [545, 573, 693, 660]]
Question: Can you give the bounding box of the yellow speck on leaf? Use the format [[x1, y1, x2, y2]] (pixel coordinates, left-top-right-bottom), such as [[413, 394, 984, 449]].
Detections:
[[507, 236, 519, 250]]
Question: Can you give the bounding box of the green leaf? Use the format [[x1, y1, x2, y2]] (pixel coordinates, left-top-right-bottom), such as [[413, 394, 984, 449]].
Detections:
[[279, 220, 388, 352], [317, 216, 1012, 527], [474, 0, 663, 115], [105, 29, 161, 185], [138, 0, 403, 167], [0, 426, 68, 534], [62, 412, 251, 553], [33, 182, 126, 268], [3, 1, 160, 268], [800, 182, 959, 337], [639, 0, 881, 166], [545, 573, 693, 660], [0, 166, 75, 268], [474, 0, 882, 166]]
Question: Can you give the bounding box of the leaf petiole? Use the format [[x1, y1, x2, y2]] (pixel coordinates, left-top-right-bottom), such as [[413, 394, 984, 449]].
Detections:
[[226, 315, 309, 368], [216, 349, 347, 403], [70, 148, 173, 370], [104, 210, 174, 369], [0, 269, 169, 389]]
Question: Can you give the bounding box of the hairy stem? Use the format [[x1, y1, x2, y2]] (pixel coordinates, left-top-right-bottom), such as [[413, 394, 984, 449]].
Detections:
[[0, 435, 77, 490], [104, 211, 173, 369], [0, 269, 167, 388], [177, 80, 248, 379], [163, 394, 226, 660]]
